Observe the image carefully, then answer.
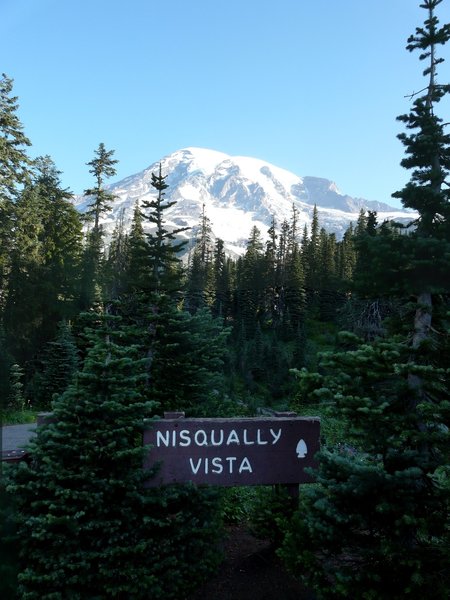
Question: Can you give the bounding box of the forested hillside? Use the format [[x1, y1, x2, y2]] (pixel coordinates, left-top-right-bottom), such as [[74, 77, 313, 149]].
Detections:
[[0, 80, 379, 413], [1, 1, 449, 598]]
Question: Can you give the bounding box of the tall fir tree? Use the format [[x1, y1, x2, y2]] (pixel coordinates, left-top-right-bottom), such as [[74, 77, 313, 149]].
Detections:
[[335, 222, 356, 290], [237, 226, 265, 337], [186, 204, 214, 312], [317, 228, 340, 320], [7, 363, 25, 411], [104, 209, 129, 299], [83, 142, 118, 232], [140, 165, 189, 294], [302, 204, 321, 301], [280, 3, 450, 598], [3, 180, 45, 362], [33, 157, 83, 339], [284, 205, 306, 330], [80, 143, 118, 309], [0, 74, 32, 315], [147, 295, 230, 415], [212, 237, 233, 320], [8, 314, 223, 598], [0, 73, 32, 200], [3, 157, 83, 364], [123, 199, 148, 293], [31, 320, 79, 409]]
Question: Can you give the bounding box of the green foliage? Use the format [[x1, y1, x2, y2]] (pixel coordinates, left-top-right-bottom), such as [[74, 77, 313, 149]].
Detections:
[[0, 326, 13, 405], [0, 408, 37, 425], [281, 7, 450, 596], [393, 1, 450, 235], [31, 321, 79, 409], [7, 363, 25, 411], [7, 315, 224, 598], [79, 143, 118, 310], [299, 318, 338, 371], [4, 15, 450, 596], [0, 481, 19, 599], [220, 485, 297, 547], [290, 397, 345, 449], [0, 73, 32, 199], [83, 142, 118, 231], [186, 204, 215, 312], [249, 485, 297, 546], [148, 296, 231, 415], [282, 333, 450, 598], [353, 226, 450, 297], [140, 165, 189, 294], [2, 158, 83, 364], [220, 486, 260, 524], [122, 200, 148, 293], [103, 209, 129, 300]]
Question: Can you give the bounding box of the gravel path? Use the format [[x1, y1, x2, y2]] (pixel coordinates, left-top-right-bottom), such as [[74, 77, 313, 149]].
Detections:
[[1, 423, 37, 452]]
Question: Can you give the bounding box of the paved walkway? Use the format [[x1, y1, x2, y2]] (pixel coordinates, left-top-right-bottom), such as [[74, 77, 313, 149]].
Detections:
[[1, 423, 37, 452]]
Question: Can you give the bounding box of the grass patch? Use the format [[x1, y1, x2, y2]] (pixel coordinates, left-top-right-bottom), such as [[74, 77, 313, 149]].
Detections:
[[293, 403, 347, 448], [1, 409, 38, 425]]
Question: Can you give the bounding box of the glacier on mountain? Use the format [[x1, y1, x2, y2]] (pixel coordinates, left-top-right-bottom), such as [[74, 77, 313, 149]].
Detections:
[[73, 146, 415, 256]]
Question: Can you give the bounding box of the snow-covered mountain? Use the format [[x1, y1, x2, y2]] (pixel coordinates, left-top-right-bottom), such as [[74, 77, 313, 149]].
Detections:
[[73, 147, 415, 256]]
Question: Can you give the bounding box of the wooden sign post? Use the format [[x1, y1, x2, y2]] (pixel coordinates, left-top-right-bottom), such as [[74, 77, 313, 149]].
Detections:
[[143, 415, 320, 488]]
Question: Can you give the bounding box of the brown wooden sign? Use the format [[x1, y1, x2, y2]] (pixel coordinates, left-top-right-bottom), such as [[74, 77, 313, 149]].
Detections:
[[143, 416, 320, 487]]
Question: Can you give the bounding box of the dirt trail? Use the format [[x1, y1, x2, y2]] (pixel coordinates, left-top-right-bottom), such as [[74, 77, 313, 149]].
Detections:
[[187, 525, 315, 600]]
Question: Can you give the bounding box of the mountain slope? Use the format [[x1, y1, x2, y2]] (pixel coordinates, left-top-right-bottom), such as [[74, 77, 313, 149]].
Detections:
[[73, 147, 415, 255]]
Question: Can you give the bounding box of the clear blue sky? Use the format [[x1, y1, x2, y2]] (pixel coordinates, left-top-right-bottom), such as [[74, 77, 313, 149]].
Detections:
[[3, 0, 449, 207]]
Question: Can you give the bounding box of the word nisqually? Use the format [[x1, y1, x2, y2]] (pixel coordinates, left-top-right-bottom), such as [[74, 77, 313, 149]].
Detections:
[[156, 428, 282, 448]]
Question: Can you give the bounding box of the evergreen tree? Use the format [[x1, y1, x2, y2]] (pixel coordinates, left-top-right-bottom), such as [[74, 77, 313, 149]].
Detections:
[[335, 223, 356, 289], [352, 210, 383, 291], [263, 216, 285, 327], [140, 165, 189, 294], [3, 158, 83, 363], [277, 218, 290, 283], [104, 209, 129, 299], [317, 228, 340, 320], [32, 321, 79, 409], [186, 204, 214, 312], [147, 295, 230, 415], [264, 215, 278, 283], [7, 363, 25, 411], [80, 143, 118, 309], [0, 73, 32, 199], [83, 142, 118, 232], [0, 197, 13, 314], [33, 157, 83, 338], [3, 178, 47, 362], [0, 479, 18, 599], [281, 208, 305, 330], [212, 238, 233, 320], [392, 3, 450, 233], [79, 229, 104, 310], [303, 204, 321, 299], [0, 326, 13, 405], [366, 210, 378, 235], [354, 207, 368, 238], [283, 327, 450, 598], [281, 3, 450, 597], [284, 243, 305, 330], [8, 314, 223, 598], [238, 226, 265, 337], [123, 199, 148, 293], [0, 74, 32, 314]]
